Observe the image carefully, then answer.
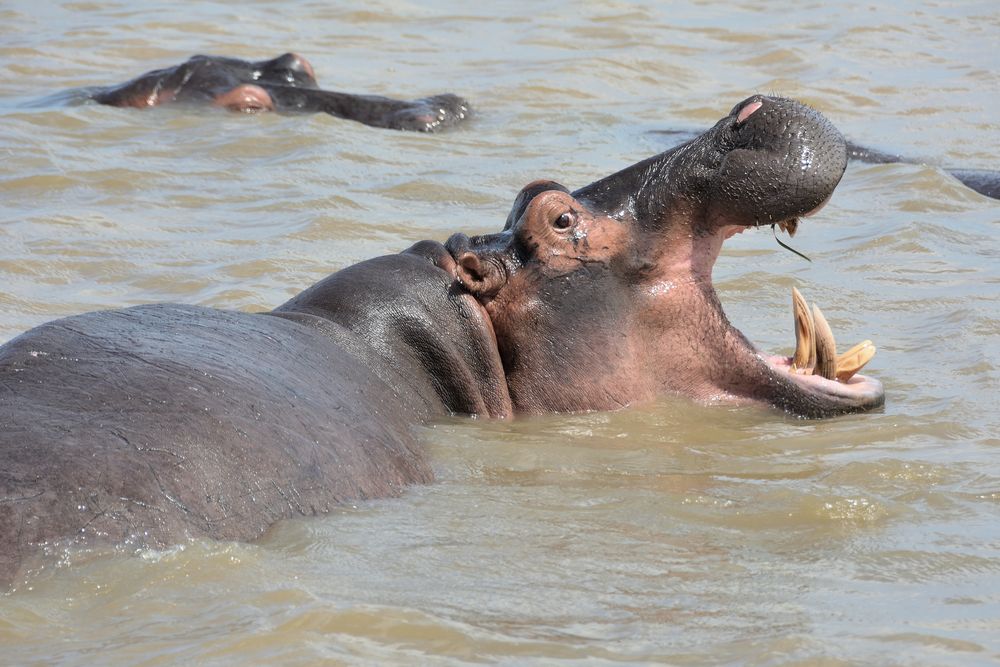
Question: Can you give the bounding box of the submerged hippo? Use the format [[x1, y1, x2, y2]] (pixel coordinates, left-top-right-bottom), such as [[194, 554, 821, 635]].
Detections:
[[78, 52, 469, 132], [656, 130, 1000, 200], [67, 52, 1000, 196], [844, 142, 1000, 200], [0, 95, 882, 587]]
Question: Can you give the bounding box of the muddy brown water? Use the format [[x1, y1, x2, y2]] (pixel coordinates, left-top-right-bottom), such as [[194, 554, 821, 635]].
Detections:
[[2, 1, 999, 664]]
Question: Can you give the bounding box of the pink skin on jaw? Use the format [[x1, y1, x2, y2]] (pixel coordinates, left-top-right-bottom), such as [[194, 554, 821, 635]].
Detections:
[[768, 352, 883, 400]]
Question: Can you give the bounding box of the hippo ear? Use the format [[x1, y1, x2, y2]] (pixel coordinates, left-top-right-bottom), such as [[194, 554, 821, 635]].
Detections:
[[504, 180, 570, 230], [257, 52, 318, 87], [453, 247, 507, 298]]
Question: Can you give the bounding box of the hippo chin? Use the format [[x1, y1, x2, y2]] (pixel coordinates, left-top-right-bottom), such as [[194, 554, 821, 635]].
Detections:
[[0, 95, 882, 587], [83, 53, 469, 132]]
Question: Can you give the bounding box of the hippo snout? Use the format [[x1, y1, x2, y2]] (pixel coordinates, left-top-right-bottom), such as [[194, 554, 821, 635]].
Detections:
[[706, 95, 849, 228]]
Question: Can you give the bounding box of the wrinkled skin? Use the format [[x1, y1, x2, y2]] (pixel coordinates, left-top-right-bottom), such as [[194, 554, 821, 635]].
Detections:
[[446, 95, 886, 417], [82, 53, 469, 132], [0, 243, 509, 586], [656, 129, 1000, 200]]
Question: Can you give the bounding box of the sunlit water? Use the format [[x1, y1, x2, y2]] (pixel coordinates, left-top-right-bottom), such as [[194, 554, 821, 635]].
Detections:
[[1, 1, 999, 664]]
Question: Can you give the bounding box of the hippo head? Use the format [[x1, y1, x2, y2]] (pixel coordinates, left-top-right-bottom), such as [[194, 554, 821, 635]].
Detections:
[[95, 53, 319, 111], [446, 95, 884, 418], [177, 53, 320, 111], [93, 53, 469, 131]]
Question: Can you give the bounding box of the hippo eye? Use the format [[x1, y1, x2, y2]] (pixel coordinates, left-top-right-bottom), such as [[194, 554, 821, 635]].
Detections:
[[552, 211, 576, 230]]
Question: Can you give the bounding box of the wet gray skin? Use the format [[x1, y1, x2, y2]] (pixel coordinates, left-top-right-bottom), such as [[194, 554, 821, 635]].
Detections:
[[653, 129, 1000, 200], [80, 53, 470, 132], [447, 95, 884, 418], [0, 95, 880, 589], [0, 243, 509, 587]]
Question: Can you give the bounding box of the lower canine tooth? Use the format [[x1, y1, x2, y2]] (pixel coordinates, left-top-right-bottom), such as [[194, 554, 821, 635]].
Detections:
[[812, 305, 838, 380], [836, 340, 876, 382], [791, 287, 816, 371], [788, 289, 877, 383]]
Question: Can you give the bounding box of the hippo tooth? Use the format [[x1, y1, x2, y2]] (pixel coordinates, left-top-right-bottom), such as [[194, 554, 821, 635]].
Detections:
[[811, 305, 838, 381], [776, 219, 799, 237], [791, 287, 816, 371], [835, 340, 876, 382]]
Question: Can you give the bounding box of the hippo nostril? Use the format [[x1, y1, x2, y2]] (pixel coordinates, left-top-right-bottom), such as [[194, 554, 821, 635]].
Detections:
[[736, 100, 764, 125]]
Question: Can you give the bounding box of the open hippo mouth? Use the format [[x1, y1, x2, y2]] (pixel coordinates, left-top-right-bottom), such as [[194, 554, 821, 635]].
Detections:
[[441, 95, 885, 418]]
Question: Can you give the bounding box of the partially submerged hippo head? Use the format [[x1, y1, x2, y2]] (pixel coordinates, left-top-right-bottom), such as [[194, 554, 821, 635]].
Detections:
[[90, 53, 469, 132], [93, 53, 319, 110], [446, 95, 884, 417]]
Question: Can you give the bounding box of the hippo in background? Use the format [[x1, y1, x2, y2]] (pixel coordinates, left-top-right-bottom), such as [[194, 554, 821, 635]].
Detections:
[[844, 142, 1000, 200], [71, 52, 469, 132], [655, 129, 1000, 200], [0, 95, 882, 587], [53, 52, 999, 196]]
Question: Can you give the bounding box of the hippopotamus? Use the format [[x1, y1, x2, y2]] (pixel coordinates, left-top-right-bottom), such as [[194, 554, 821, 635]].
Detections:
[[0, 95, 883, 587], [844, 143, 1000, 200], [77, 52, 469, 132]]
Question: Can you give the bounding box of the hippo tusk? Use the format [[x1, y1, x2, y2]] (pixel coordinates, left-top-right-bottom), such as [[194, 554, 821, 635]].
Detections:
[[777, 218, 799, 237], [790, 288, 877, 383], [791, 286, 816, 372], [811, 305, 838, 381], [836, 340, 876, 382]]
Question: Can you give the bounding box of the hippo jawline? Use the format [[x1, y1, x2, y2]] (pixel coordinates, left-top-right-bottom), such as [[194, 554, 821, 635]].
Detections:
[[438, 216, 884, 417]]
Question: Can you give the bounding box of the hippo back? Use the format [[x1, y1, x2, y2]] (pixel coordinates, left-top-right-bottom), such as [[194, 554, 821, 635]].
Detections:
[[0, 303, 431, 584]]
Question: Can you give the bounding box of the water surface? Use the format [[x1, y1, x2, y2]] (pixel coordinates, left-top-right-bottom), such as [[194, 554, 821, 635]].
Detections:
[[1, 1, 999, 664]]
